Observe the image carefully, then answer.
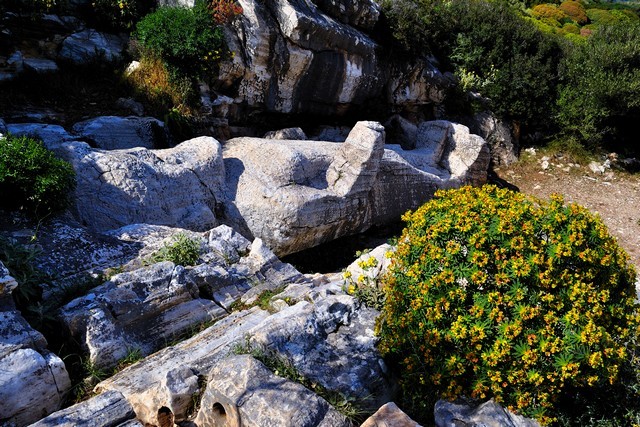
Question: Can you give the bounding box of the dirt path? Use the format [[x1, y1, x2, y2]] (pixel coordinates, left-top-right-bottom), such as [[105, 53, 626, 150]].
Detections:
[[495, 152, 640, 271]]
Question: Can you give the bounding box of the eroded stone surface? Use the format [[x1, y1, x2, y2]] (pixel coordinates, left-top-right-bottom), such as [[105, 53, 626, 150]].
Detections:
[[29, 390, 136, 427], [195, 355, 349, 427], [434, 399, 540, 427], [56, 137, 225, 232], [72, 116, 169, 150]]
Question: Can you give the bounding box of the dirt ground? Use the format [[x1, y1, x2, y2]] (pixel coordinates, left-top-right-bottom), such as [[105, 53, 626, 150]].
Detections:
[[495, 151, 640, 272]]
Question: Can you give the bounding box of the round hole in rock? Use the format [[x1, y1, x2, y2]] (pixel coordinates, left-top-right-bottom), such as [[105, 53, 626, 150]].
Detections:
[[212, 402, 227, 418], [157, 406, 174, 427]]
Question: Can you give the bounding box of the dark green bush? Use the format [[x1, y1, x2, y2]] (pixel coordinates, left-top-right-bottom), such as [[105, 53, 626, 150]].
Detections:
[[0, 134, 75, 217], [557, 21, 640, 154], [135, 5, 225, 80], [377, 186, 639, 425], [380, 0, 562, 127]]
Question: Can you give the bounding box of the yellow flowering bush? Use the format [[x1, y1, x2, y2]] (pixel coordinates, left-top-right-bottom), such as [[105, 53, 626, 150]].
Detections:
[[376, 185, 639, 424]]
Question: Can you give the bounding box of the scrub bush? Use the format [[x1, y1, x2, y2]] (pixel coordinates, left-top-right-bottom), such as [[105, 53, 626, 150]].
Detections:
[[377, 186, 639, 424], [0, 134, 75, 217]]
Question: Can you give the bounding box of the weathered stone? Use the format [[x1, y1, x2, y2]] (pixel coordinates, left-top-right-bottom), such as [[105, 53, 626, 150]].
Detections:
[[72, 116, 169, 150], [372, 121, 489, 225], [59, 29, 126, 64], [469, 111, 518, 166], [0, 262, 72, 425], [57, 137, 225, 232], [213, 0, 449, 120], [0, 260, 18, 300], [23, 58, 59, 74], [314, 0, 381, 31], [309, 126, 351, 142], [29, 390, 136, 427], [223, 121, 385, 256], [246, 295, 390, 405], [361, 402, 421, 427], [0, 118, 7, 136], [0, 309, 48, 358], [264, 127, 307, 140], [0, 349, 71, 426], [6, 123, 76, 150], [115, 98, 145, 116], [434, 399, 540, 427], [96, 308, 272, 424], [194, 355, 349, 427], [59, 261, 227, 370]]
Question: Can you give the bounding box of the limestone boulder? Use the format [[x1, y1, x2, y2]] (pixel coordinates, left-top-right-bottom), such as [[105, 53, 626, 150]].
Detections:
[[72, 116, 169, 150], [0, 262, 72, 426], [194, 355, 349, 427], [434, 399, 540, 427], [469, 111, 518, 166], [56, 136, 225, 232], [29, 390, 137, 427], [264, 127, 307, 140], [58, 29, 126, 64], [361, 402, 422, 427], [214, 0, 449, 119], [96, 283, 388, 425], [95, 308, 272, 424], [59, 261, 226, 370], [372, 120, 490, 225], [224, 120, 488, 255], [6, 123, 77, 150], [223, 121, 385, 256]]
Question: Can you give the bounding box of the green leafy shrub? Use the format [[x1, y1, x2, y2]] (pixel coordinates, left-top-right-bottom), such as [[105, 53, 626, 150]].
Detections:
[[531, 4, 570, 26], [135, 5, 225, 81], [377, 186, 639, 425], [586, 9, 618, 26], [380, 0, 562, 127], [0, 237, 46, 309], [559, 1, 587, 25], [88, 0, 152, 31], [557, 21, 640, 154], [0, 134, 75, 217], [149, 233, 201, 266]]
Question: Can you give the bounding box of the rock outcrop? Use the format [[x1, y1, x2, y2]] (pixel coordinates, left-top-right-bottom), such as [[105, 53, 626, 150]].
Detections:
[[434, 399, 540, 427], [57, 136, 225, 232], [71, 116, 169, 150], [213, 0, 452, 120], [58, 225, 304, 370], [225, 120, 488, 255], [95, 278, 389, 425], [58, 29, 126, 64], [0, 262, 72, 426], [194, 355, 348, 427], [51, 118, 486, 254]]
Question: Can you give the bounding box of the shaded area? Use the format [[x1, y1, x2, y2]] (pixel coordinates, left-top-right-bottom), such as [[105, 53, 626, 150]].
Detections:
[[283, 222, 403, 274]]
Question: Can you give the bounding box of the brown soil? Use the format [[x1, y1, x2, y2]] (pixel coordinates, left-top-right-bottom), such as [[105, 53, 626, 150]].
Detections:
[[495, 152, 640, 271]]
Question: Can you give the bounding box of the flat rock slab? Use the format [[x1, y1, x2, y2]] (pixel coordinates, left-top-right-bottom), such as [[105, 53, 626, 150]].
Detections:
[[72, 116, 169, 150], [195, 354, 349, 427], [29, 390, 136, 427]]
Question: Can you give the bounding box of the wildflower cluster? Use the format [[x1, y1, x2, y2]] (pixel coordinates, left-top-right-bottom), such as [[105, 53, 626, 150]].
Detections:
[[376, 185, 639, 424], [343, 248, 391, 311]]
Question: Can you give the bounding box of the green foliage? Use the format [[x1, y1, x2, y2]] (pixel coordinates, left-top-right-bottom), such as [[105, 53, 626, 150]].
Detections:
[[343, 250, 387, 311], [0, 134, 75, 218], [148, 233, 201, 266], [135, 5, 225, 81], [557, 21, 640, 154], [87, 0, 152, 31], [0, 237, 46, 309], [377, 186, 639, 425], [380, 0, 562, 126]]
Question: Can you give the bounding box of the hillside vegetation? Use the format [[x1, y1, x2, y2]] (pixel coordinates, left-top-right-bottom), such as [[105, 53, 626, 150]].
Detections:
[[381, 0, 640, 156]]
